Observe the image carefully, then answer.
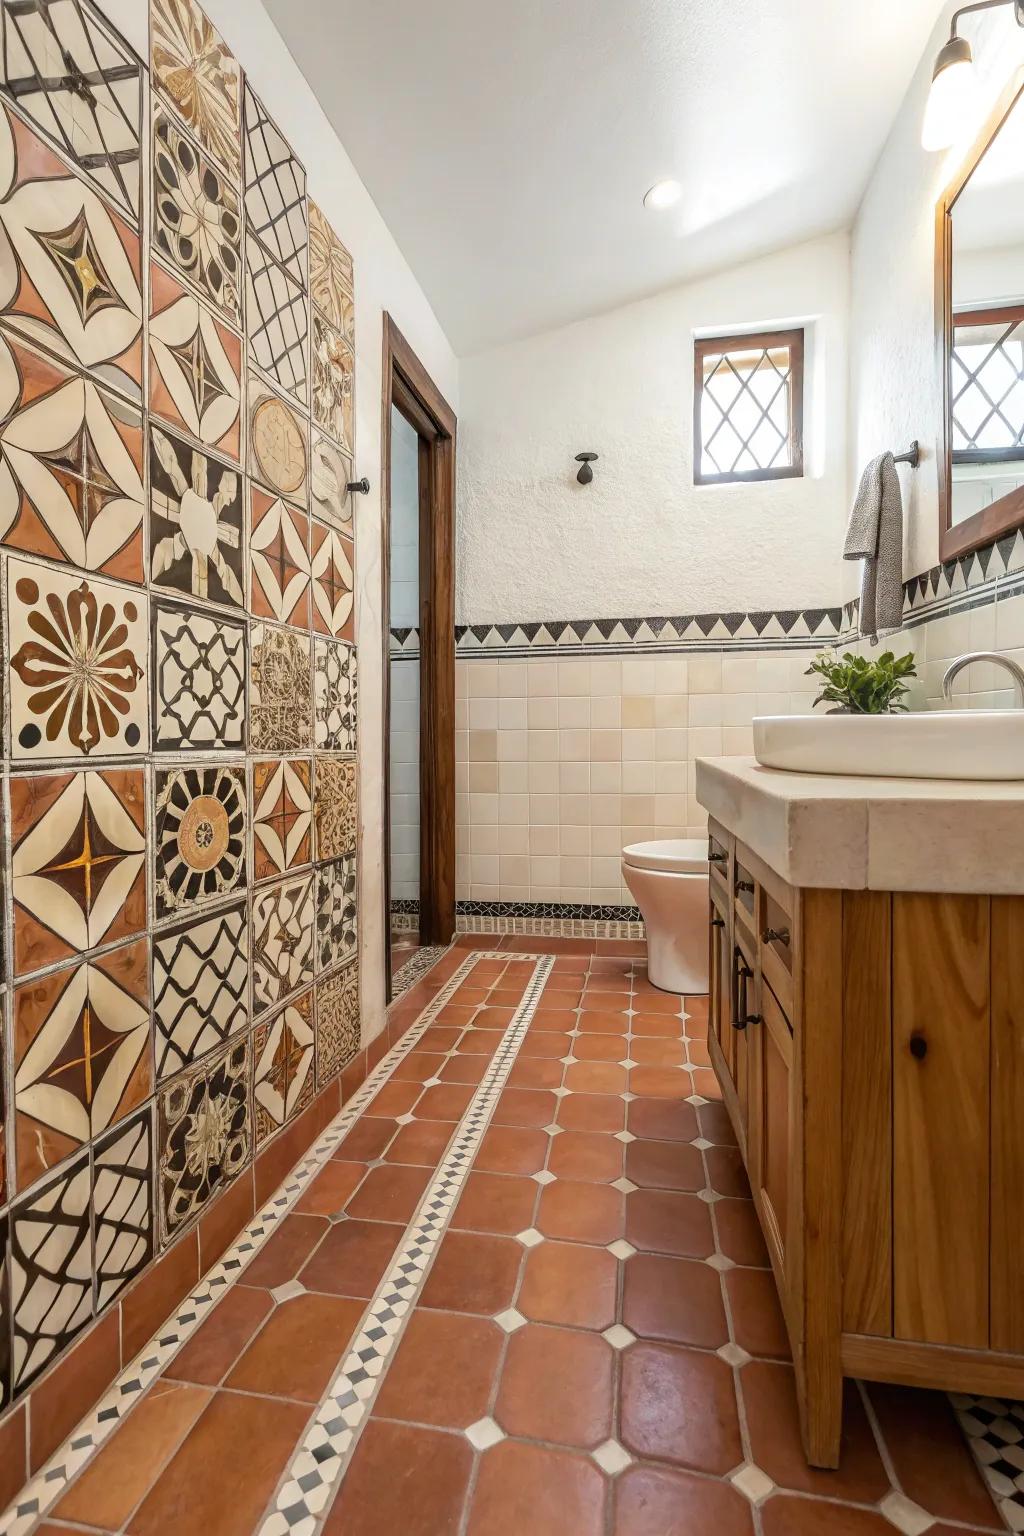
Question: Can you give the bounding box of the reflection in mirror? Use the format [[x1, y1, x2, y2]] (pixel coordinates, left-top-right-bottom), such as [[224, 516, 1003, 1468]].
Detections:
[[949, 87, 1024, 530]]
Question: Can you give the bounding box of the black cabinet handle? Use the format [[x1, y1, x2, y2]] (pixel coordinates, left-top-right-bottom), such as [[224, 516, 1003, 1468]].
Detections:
[[732, 1012, 762, 1031], [736, 879, 755, 894], [762, 926, 791, 947], [709, 851, 727, 864], [711, 916, 725, 929], [910, 1034, 928, 1060]]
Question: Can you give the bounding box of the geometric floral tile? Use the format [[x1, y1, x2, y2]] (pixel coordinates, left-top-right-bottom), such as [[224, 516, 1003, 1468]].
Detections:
[[312, 757, 356, 863], [310, 426, 352, 534], [252, 757, 312, 883], [311, 312, 353, 454], [313, 636, 356, 754], [250, 623, 312, 754], [13, 937, 151, 1190], [0, 102, 144, 402], [152, 601, 246, 751], [8, 558, 149, 760], [9, 1150, 92, 1393], [315, 854, 356, 974], [253, 989, 314, 1146], [310, 519, 353, 640], [248, 372, 308, 507], [252, 870, 314, 1019], [93, 1106, 153, 1312], [243, 80, 306, 287], [151, 0, 242, 180], [149, 424, 243, 606], [0, 329, 145, 583], [157, 1036, 249, 1244], [152, 105, 241, 326], [152, 899, 248, 1081], [249, 486, 310, 627], [246, 234, 308, 405], [308, 199, 352, 339], [10, 767, 147, 977], [148, 261, 242, 461], [315, 958, 359, 1087], [153, 761, 246, 919], [0, 0, 143, 220]]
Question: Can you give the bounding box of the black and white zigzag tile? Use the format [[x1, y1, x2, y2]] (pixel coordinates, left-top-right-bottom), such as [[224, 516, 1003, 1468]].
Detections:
[[953, 1394, 1024, 1533]]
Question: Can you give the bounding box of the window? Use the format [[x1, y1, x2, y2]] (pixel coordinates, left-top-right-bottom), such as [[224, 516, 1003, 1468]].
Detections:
[[951, 305, 1024, 463], [693, 328, 804, 485]]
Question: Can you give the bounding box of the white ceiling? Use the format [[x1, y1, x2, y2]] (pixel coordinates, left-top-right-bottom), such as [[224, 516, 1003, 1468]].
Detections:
[[265, 0, 945, 356]]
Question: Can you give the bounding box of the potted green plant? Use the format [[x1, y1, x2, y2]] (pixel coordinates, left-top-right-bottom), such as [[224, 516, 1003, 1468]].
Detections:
[[805, 649, 917, 714]]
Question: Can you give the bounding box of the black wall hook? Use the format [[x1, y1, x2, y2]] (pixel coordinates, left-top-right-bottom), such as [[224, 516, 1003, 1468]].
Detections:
[[347, 477, 371, 494], [575, 452, 598, 485]]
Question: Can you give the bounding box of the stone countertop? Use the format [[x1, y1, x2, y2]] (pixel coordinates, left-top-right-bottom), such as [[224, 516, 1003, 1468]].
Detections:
[[695, 756, 1024, 894]]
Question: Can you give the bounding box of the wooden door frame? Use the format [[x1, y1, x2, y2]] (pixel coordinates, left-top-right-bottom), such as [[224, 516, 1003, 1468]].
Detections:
[[381, 314, 457, 988]]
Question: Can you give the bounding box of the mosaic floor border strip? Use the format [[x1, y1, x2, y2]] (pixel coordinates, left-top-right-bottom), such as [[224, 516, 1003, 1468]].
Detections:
[[0, 951, 505, 1536], [954, 1394, 1024, 1533], [390, 944, 449, 998], [455, 913, 645, 940]]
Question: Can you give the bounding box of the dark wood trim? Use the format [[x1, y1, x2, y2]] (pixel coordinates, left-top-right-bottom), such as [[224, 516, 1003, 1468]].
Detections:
[[693, 327, 804, 486], [937, 72, 1024, 564], [381, 315, 457, 990]]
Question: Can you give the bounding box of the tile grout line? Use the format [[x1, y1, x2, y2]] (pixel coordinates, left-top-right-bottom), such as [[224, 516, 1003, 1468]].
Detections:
[[257, 954, 556, 1536], [0, 950, 510, 1536]]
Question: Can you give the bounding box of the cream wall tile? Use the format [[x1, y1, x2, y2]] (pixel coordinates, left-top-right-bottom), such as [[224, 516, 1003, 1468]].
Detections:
[[655, 760, 687, 792], [623, 695, 655, 727], [472, 824, 498, 854], [559, 761, 590, 792], [499, 824, 529, 854], [527, 662, 558, 695], [468, 663, 498, 696], [559, 695, 591, 728], [591, 696, 621, 727], [592, 762, 622, 792], [498, 663, 527, 697], [559, 728, 590, 760], [655, 728, 688, 759], [721, 694, 756, 726], [756, 692, 791, 715], [560, 856, 589, 885], [690, 726, 723, 756], [722, 725, 754, 754], [528, 730, 557, 761], [469, 762, 498, 792], [500, 761, 528, 792], [722, 657, 758, 691], [592, 826, 623, 856], [456, 791, 469, 826], [690, 656, 722, 692], [756, 657, 791, 691], [591, 856, 622, 887], [502, 885, 530, 901], [689, 694, 722, 727], [470, 855, 499, 884], [498, 730, 527, 761], [530, 826, 558, 855], [592, 794, 622, 825], [623, 794, 654, 823], [469, 791, 498, 822], [654, 656, 688, 693], [499, 855, 529, 884], [500, 793, 529, 825], [997, 590, 1024, 649], [654, 694, 687, 727], [622, 823, 656, 844], [561, 824, 591, 855], [530, 855, 558, 883], [469, 729, 497, 761], [621, 656, 656, 692], [558, 660, 589, 695], [455, 760, 468, 793], [590, 658, 622, 695], [469, 697, 498, 728], [455, 697, 468, 730], [528, 760, 558, 792], [528, 696, 558, 729], [559, 793, 590, 823], [590, 728, 622, 760], [531, 793, 558, 824], [622, 760, 655, 792], [622, 728, 654, 760], [499, 696, 527, 729], [656, 793, 687, 824]]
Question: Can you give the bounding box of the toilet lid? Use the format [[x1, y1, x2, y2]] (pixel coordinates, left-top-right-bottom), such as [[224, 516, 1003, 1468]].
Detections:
[[622, 839, 708, 874]]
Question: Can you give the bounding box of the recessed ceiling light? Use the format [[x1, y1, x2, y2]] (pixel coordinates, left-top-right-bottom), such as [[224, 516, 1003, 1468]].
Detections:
[[643, 179, 681, 210]]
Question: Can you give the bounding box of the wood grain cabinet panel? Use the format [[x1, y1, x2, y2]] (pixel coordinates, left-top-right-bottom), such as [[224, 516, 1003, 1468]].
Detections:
[[991, 896, 1024, 1353]]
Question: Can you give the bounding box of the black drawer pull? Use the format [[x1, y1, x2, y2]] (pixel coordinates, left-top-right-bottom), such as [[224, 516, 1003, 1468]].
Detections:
[[709, 851, 727, 864], [711, 916, 725, 929], [762, 926, 791, 947], [736, 879, 755, 894], [737, 963, 754, 980], [732, 1012, 762, 1031], [910, 1034, 928, 1061]]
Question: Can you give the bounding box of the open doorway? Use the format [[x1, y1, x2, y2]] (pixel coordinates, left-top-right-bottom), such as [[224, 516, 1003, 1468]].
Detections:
[[381, 316, 456, 1000]]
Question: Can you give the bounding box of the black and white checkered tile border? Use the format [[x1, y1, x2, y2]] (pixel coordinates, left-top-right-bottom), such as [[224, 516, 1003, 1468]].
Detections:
[[0, 951, 506, 1536], [259, 954, 554, 1536], [953, 1394, 1024, 1533], [391, 944, 449, 998]]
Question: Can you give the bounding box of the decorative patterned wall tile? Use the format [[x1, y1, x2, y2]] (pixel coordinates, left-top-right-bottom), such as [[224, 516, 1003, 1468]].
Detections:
[[252, 757, 312, 882], [315, 854, 356, 974], [152, 899, 248, 1080], [148, 260, 242, 459], [152, 601, 246, 750], [249, 486, 310, 627], [154, 761, 246, 919], [310, 427, 352, 532], [246, 236, 308, 404], [149, 424, 243, 606], [310, 518, 354, 639], [10, 1152, 92, 1392], [151, 0, 242, 179], [8, 559, 149, 759], [157, 1037, 249, 1242], [152, 105, 241, 324], [313, 757, 356, 863], [253, 989, 314, 1145], [0, 1212, 9, 1410], [252, 870, 314, 1017], [250, 622, 312, 753], [310, 312, 353, 453], [13, 938, 151, 1189], [0, 0, 143, 220], [0, 329, 145, 581], [93, 1107, 153, 1311], [247, 371, 308, 506], [313, 636, 356, 753], [0, 1020, 7, 1207], [0, 101, 143, 401], [243, 81, 307, 286], [10, 768, 147, 977], [315, 958, 359, 1086], [308, 199, 353, 338]]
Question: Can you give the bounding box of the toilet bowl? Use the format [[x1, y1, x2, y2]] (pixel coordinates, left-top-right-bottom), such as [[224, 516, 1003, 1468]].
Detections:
[[622, 839, 710, 994]]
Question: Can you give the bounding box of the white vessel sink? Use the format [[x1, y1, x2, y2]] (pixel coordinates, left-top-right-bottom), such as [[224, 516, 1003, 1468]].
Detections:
[[753, 711, 1024, 781]]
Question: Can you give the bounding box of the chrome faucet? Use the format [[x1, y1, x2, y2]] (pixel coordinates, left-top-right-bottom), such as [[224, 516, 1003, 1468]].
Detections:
[[941, 651, 1024, 708]]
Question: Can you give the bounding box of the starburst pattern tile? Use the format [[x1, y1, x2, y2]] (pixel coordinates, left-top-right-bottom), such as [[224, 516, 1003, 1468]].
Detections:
[[310, 517, 353, 639], [153, 760, 246, 919], [253, 756, 312, 882], [253, 989, 314, 1144], [149, 424, 243, 606], [250, 486, 310, 626], [252, 870, 315, 1017], [148, 259, 242, 459]]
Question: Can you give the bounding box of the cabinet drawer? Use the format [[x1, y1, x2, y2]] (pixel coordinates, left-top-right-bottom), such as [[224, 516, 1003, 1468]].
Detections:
[[709, 831, 730, 897], [757, 980, 794, 1279]]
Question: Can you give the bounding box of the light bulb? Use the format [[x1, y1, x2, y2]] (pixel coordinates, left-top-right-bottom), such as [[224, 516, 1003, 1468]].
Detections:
[[922, 37, 979, 151]]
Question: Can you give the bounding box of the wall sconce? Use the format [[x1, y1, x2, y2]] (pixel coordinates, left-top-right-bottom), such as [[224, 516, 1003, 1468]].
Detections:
[[347, 477, 370, 494], [922, 0, 1024, 150], [575, 452, 598, 485]]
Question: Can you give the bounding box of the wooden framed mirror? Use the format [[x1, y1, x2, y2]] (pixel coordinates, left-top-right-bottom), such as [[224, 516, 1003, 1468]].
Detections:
[[937, 72, 1024, 562]]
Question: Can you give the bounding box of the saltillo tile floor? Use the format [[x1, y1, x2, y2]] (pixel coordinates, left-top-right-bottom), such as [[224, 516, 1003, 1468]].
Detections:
[[0, 936, 1011, 1536]]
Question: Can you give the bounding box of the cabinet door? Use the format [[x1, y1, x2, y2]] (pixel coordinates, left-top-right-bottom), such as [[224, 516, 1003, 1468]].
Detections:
[[710, 890, 733, 1080], [732, 941, 757, 1143], [756, 982, 793, 1279]]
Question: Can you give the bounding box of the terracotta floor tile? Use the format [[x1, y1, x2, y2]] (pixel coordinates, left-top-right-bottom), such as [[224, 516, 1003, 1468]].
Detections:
[[537, 993, 582, 1013], [580, 994, 629, 1014], [630, 1013, 687, 1037], [453, 1171, 539, 1234], [554, 1092, 623, 1133], [475, 1006, 515, 1029], [549, 1130, 623, 1183], [496, 1324, 614, 1448], [507, 1057, 564, 1088], [440, 1053, 489, 1084], [575, 1010, 631, 1035], [165, 1285, 273, 1386], [614, 1465, 754, 1535], [631, 989, 682, 1015], [366, 1079, 423, 1116], [867, 1382, 1004, 1528], [519, 1030, 573, 1058], [537, 1180, 625, 1244], [725, 1267, 791, 1359], [706, 1145, 751, 1198], [715, 1198, 771, 1267], [742, 1362, 890, 1503], [420, 1230, 522, 1313], [373, 1310, 503, 1428], [620, 1343, 742, 1473], [226, 1292, 365, 1401], [324, 1419, 472, 1536], [55, 1380, 212, 1529], [628, 1066, 690, 1099], [760, 1499, 895, 1535], [346, 1163, 432, 1222], [391, 1050, 449, 1081], [337, 1116, 397, 1160], [30, 1310, 120, 1469], [475, 1124, 549, 1174], [685, 993, 709, 1017], [458, 1028, 506, 1056], [573, 1033, 628, 1061], [435, 1002, 480, 1025], [416, 1025, 463, 1052], [627, 1098, 699, 1142], [127, 1391, 309, 1536], [490, 987, 526, 1006], [467, 1440, 607, 1536], [623, 1254, 729, 1347], [296, 1160, 368, 1215], [300, 1219, 402, 1297], [629, 1037, 686, 1066], [697, 1100, 738, 1145], [199, 1171, 255, 1271], [691, 1066, 722, 1099], [493, 1087, 557, 1127], [625, 1139, 704, 1192], [121, 1228, 199, 1362], [565, 1061, 628, 1094], [384, 1119, 454, 1166], [416, 1082, 476, 1120], [0, 1406, 25, 1513], [687, 1037, 711, 1067], [518, 1241, 617, 1329], [626, 1189, 715, 1258], [531, 1008, 579, 1031], [244, 1212, 329, 1287]]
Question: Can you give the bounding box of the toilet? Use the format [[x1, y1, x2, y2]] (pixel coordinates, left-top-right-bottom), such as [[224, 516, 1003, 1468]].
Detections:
[[622, 839, 710, 994]]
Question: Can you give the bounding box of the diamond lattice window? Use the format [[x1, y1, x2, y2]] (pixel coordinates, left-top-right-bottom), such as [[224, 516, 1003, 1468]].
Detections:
[[693, 329, 804, 484], [951, 306, 1024, 462]]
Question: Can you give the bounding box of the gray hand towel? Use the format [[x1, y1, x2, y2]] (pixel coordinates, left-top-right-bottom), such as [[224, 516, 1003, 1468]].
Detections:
[[844, 451, 904, 644]]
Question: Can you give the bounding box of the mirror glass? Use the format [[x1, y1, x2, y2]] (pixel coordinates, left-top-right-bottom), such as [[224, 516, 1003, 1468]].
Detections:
[[949, 90, 1024, 529]]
